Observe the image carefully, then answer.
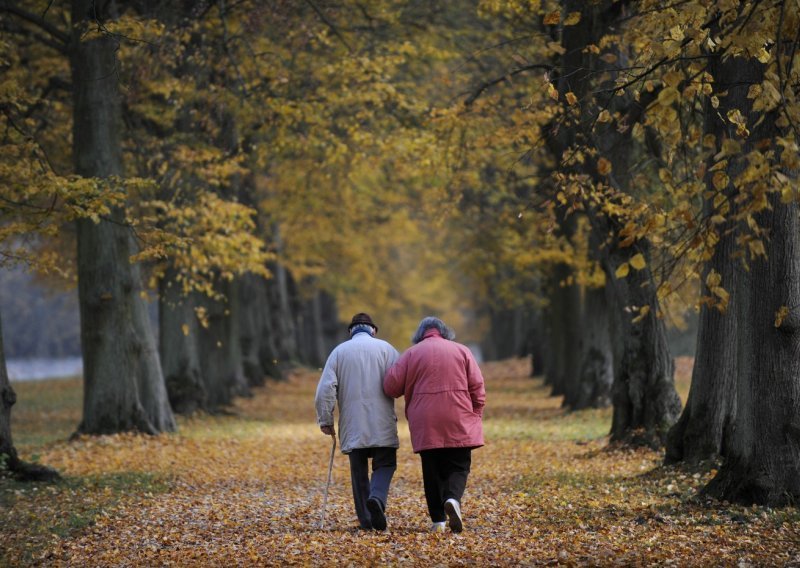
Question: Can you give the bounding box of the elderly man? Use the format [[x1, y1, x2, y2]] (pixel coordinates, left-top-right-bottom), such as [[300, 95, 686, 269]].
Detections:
[[314, 313, 400, 531]]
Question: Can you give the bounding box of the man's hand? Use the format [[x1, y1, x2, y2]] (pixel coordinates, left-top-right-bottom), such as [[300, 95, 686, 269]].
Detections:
[[320, 424, 335, 436]]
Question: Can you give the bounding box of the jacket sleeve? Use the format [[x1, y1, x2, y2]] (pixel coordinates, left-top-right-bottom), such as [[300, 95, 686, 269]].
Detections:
[[314, 350, 338, 426], [383, 352, 406, 399], [465, 351, 486, 416]]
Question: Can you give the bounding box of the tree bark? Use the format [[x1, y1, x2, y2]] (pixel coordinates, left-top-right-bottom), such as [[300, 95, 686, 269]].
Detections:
[[71, 0, 175, 435], [573, 282, 613, 409], [704, 188, 800, 505], [196, 276, 250, 410], [0, 308, 59, 481], [699, 40, 800, 503], [586, 2, 681, 444], [665, 47, 744, 464], [239, 272, 268, 387], [265, 258, 300, 368], [605, 239, 682, 447], [549, 263, 582, 403], [159, 266, 206, 414]]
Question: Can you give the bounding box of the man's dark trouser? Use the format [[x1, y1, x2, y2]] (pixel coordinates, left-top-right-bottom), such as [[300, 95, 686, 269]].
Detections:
[[348, 447, 397, 529], [420, 448, 472, 523]]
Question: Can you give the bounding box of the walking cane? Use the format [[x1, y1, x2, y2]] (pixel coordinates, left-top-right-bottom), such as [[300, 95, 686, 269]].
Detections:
[[319, 433, 336, 529]]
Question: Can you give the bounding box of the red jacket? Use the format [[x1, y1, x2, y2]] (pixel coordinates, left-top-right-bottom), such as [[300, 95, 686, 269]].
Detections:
[[383, 328, 485, 452]]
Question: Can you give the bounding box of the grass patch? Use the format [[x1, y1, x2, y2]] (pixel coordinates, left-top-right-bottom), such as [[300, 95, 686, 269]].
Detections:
[[0, 471, 170, 566], [11, 377, 82, 447]]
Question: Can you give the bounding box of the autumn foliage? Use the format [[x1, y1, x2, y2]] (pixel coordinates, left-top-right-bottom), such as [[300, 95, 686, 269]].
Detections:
[[2, 359, 798, 566]]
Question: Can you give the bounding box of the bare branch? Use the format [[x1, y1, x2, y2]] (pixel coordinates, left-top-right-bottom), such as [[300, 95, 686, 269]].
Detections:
[[0, 1, 69, 45]]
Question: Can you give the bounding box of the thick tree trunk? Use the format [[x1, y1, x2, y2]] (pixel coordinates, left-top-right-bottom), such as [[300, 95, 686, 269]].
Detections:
[[546, 257, 581, 399], [71, 1, 175, 435], [239, 273, 268, 387], [159, 267, 206, 414], [0, 308, 59, 481], [665, 239, 738, 463], [605, 241, 682, 447], [572, 282, 613, 409], [665, 49, 745, 464], [704, 189, 800, 505], [700, 41, 800, 503], [544, 0, 606, 401], [197, 276, 249, 410]]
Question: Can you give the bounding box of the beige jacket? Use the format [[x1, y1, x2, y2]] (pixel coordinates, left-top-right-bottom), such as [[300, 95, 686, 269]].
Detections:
[[314, 332, 400, 453]]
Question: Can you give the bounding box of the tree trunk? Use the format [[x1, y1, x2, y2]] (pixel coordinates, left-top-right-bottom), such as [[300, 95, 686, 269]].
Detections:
[[605, 239, 682, 447], [266, 258, 300, 367], [665, 239, 738, 463], [665, 47, 745, 464], [545, 255, 581, 400], [704, 188, 800, 505], [0, 308, 59, 481], [71, 1, 175, 435], [297, 290, 327, 368], [159, 266, 206, 414], [196, 276, 250, 409], [573, 282, 613, 409], [239, 273, 268, 387], [699, 37, 800, 503]]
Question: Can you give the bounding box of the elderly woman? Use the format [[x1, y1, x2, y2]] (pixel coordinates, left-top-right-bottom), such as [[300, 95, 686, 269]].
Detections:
[[383, 316, 486, 533]]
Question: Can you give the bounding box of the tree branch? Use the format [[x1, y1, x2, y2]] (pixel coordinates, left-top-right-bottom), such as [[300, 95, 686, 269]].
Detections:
[[463, 63, 554, 107], [304, 0, 353, 53], [0, 2, 69, 45]]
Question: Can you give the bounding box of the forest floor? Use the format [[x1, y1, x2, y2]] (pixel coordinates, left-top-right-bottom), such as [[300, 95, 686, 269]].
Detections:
[[2, 358, 799, 566]]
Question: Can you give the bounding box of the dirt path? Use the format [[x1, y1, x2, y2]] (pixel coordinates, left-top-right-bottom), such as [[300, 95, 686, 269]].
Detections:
[[24, 359, 800, 566]]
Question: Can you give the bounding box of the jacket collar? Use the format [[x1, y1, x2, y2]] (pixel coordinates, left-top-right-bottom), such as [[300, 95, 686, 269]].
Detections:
[[422, 328, 443, 340]]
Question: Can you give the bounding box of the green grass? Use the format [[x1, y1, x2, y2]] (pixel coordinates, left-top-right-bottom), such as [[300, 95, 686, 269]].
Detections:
[[0, 471, 170, 565], [10, 377, 83, 447]]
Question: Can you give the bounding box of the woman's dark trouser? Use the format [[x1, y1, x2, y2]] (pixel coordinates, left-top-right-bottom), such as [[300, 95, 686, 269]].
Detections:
[[348, 447, 397, 529], [419, 448, 472, 523]]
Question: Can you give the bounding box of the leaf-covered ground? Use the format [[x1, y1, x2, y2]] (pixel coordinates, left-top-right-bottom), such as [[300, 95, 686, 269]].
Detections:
[[2, 358, 799, 566]]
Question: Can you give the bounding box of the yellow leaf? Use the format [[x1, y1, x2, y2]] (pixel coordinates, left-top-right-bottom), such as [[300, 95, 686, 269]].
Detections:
[[632, 304, 651, 323], [597, 157, 612, 176], [712, 171, 729, 190], [563, 11, 581, 25], [658, 87, 679, 106], [565, 92, 578, 105], [181, 324, 190, 336], [597, 109, 612, 123], [749, 239, 766, 257], [630, 253, 646, 270], [615, 263, 630, 278], [548, 82, 559, 101], [775, 306, 790, 327], [706, 269, 722, 288], [543, 11, 561, 25]]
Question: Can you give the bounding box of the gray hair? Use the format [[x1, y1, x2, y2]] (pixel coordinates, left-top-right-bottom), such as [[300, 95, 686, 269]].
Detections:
[[411, 316, 455, 344]]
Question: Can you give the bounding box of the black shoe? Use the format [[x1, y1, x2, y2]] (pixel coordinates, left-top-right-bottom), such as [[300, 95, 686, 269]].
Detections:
[[367, 497, 387, 531]]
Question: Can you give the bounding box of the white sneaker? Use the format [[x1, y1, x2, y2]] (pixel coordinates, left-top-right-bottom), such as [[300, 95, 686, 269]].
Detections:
[[431, 521, 446, 533], [444, 499, 463, 533]]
